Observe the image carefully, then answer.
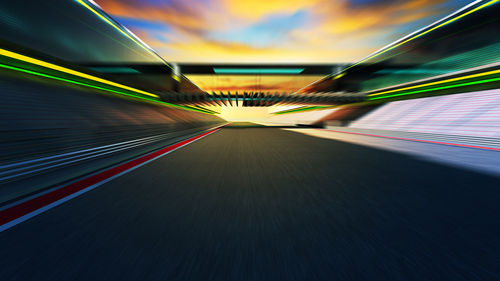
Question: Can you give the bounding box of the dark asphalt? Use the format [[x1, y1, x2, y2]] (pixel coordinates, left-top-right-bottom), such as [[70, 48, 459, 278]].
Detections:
[[1, 127, 499, 281]]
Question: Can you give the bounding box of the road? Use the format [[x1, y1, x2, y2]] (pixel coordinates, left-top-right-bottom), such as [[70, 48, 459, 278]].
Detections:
[[1, 125, 499, 280]]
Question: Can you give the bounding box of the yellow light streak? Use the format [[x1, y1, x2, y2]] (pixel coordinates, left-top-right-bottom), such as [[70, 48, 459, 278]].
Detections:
[[334, 73, 345, 79], [333, 0, 499, 79], [0, 48, 159, 98], [172, 74, 180, 82]]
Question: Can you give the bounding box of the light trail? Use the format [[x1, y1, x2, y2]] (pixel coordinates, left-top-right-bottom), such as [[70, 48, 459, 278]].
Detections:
[[0, 48, 158, 98]]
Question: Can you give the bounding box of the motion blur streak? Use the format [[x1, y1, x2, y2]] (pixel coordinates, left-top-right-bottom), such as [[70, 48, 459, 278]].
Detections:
[[325, 129, 500, 152], [1, 126, 499, 280], [368, 76, 500, 100], [0, 63, 213, 114], [368, 68, 500, 97], [1, 0, 500, 280], [0, 127, 222, 232], [0, 48, 159, 98], [75, 0, 167, 65]]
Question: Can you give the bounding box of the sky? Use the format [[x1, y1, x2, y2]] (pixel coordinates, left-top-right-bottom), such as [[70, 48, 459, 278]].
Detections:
[[93, 0, 473, 98], [95, 0, 472, 63]]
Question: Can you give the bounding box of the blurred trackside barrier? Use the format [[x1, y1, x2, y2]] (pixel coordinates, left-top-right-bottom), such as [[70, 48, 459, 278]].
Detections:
[[0, 69, 225, 205]]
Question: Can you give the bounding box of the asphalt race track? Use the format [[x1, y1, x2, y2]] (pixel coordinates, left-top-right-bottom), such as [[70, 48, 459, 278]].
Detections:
[[1, 126, 499, 281]]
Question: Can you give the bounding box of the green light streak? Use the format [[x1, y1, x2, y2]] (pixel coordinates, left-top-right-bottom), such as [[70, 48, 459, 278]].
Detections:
[[368, 76, 500, 100], [0, 63, 214, 115]]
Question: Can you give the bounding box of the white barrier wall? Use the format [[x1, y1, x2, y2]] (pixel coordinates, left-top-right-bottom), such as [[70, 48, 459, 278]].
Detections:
[[349, 89, 500, 138]]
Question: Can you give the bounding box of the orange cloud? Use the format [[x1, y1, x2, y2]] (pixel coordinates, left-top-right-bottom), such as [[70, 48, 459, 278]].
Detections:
[[315, 0, 446, 35]]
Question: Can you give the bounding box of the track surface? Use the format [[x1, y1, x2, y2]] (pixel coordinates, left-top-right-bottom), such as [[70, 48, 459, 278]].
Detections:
[[1, 127, 499, 280]]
